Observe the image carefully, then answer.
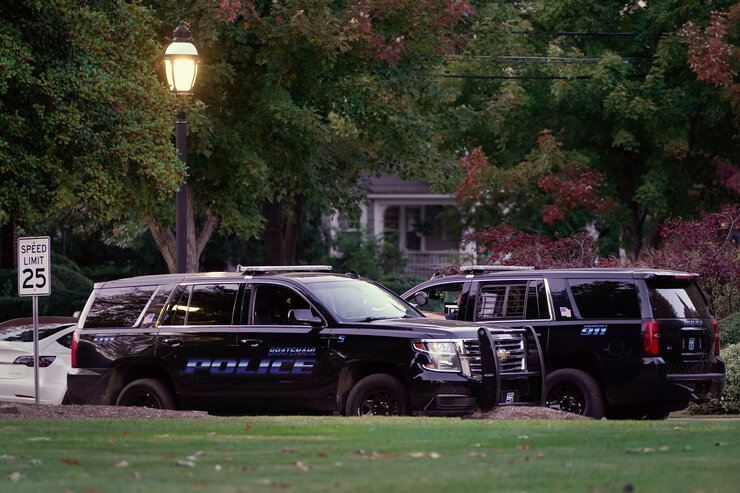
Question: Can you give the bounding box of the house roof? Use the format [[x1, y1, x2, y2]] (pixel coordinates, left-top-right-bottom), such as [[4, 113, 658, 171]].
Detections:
[[363, 174, 432, 194]]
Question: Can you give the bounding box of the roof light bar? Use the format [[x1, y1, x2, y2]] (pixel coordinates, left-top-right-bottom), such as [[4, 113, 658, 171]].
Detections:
[[237, 265, 333, 274], [460, 265, 535, 273]]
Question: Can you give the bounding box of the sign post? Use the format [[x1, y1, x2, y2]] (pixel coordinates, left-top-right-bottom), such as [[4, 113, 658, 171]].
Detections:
[[17, 236, 51, 405]]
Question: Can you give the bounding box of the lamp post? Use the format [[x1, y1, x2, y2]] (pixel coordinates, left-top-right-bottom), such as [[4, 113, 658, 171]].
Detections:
[[163, 21, 199, 273]]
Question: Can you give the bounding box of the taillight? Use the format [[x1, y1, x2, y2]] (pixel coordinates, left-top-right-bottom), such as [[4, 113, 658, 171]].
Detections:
[[71, 330, 79, 368], [642, 320, 660, 356], [713, 319, 720, 356], [13, 356, 56, 367]]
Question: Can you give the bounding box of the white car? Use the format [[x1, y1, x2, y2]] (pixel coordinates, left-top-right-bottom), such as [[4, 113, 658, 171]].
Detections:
[[0, 318, 77, 405]]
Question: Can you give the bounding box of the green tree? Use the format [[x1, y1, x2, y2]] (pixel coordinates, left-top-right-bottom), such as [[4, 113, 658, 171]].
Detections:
[[0, 1, 183, 262], [144, 0, 475, 268], [442, 0, 739, 258]]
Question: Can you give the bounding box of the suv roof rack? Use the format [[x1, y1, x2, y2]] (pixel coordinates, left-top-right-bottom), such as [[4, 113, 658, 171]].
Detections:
[[236, 265, 333, 274], [460, 265, 535, 274]]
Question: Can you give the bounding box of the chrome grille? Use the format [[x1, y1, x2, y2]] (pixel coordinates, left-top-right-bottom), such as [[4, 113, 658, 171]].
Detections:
[[462, 334, 527, 377]]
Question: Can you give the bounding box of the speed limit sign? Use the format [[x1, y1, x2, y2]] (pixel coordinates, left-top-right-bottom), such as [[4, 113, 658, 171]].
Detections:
[[18, 236, 51, 297]]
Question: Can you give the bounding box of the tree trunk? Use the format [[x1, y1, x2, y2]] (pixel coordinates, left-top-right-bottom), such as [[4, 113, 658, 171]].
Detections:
[[147, 183, 222, 273], [262, 196, 303, 265]]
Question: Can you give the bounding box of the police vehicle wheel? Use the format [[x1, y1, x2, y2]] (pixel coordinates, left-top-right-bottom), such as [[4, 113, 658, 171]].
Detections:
[[345, 374, 410, 416], [117, 378, 176, 409], [545, 369, 604, 419]]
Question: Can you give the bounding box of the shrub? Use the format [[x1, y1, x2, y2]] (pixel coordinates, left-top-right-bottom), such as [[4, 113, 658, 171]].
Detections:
[[719, 311, 740, 346], [0, 255, 94, 321], [719, 343, 740, 413]]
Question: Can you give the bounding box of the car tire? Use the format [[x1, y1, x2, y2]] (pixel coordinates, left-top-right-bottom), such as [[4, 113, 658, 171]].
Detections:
[[545, 369, 604, 419], [345, 374, 410, 416], [116, 378, 176, 409]]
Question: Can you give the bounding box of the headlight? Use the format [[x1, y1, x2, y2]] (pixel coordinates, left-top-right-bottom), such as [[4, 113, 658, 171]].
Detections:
[[412, 340, 462, 373]]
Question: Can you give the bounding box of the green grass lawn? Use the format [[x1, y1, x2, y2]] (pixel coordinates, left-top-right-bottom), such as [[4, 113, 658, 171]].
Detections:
[[1, 416, 737, 492]]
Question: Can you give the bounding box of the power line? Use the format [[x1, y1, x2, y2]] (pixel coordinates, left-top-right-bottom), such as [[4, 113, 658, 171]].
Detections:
[[433, 74, 592, 80], [511, 31, 637, 36], [437, 55, 642, 64]]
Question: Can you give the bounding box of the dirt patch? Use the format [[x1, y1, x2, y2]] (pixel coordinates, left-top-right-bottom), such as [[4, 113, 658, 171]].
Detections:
[[0, 402, 208, 419], [1, 401, 583, 420], [467, 406, 588, 420]]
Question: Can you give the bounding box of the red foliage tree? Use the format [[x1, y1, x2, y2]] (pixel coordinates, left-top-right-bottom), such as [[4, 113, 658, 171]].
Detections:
[[463, 224, 620, 269], [642, 205, 740, 318]]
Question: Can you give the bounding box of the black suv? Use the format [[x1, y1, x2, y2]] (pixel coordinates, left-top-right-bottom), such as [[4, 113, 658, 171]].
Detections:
[[402, 267, 725, 419], [67, 266, 544, 415]]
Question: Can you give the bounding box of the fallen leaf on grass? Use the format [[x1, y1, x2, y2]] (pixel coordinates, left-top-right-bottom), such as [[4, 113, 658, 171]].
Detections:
[[115, 460, 130, 468], [245, 422, 253, 431], [659, 446, 670, 452], [516, 445, 535, 451], [295, 461, 309, 472], [62, 458, 81, 465], [408, 452, 440, 459], [132, 472, 142, 480], [373, 452, 396, 459], [122, 431, 129, 436], [465, 452, 487, 458], [107, 439, 116, 447], [280, 447, 297, 453], [534, 453, 545, 459], [317, 452, 328, 458], [626, 448, 655, 454]]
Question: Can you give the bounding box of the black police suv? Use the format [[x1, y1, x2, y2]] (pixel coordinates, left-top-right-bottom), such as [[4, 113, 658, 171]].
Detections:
[[67, 266, 544, 415], [402, 267, 725, 419]]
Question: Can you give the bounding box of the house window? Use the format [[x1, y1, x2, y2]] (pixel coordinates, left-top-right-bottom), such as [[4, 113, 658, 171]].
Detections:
[[384, 207, 399, 244], [424, 205, 454, 251], [406, 207, 421, 251]]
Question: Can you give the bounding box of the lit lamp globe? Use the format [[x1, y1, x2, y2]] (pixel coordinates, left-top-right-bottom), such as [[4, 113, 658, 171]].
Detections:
[[163, 21, 199, 93]]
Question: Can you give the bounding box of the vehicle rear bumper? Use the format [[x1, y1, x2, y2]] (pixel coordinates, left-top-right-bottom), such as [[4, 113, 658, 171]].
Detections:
[[605, 357, 725, 410], [66, 368, 114, 405]]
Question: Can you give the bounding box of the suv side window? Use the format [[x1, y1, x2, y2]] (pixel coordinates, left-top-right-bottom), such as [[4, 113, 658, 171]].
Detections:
[[568, 279, 640, 319], [476, 282, 526, 320], [416, 283, 463, 320], [83, 285, 157, 328], [475, 280, 549, 321], [187, 283, 240, 325], [253, 285, 311, 325]]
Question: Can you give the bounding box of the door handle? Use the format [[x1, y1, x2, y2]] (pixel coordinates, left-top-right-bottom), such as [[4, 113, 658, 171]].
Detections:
[[162, 338, 183, 347], [240, 338, 262, 347]]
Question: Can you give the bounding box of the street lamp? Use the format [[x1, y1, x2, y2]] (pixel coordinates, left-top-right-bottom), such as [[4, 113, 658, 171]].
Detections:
[[163, 21, 199, 273]]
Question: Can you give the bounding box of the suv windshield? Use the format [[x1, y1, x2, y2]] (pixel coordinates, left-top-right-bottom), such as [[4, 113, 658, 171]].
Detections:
[[308, 279, 421, 322], [648, 281, 711, 319]]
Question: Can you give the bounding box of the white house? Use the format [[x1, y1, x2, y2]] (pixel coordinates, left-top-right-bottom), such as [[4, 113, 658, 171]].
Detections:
[[331, 174, 476, 277]]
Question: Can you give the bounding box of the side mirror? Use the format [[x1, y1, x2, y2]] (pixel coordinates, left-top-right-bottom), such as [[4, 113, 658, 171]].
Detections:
[[411, 291, 429, 307], [288, 309, 323, 326]]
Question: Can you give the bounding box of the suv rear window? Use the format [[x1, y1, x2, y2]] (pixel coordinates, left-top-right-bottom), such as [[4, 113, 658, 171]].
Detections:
[[648, 281, 711, 319], [84, 286, 157, 328], [568, 280, 640, 319]]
